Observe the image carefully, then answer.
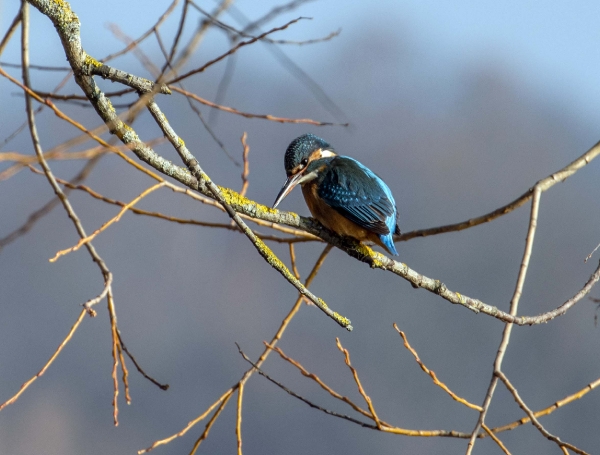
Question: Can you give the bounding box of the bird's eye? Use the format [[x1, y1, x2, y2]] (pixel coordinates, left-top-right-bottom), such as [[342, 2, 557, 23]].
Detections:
[[301, 158, 308, 167]]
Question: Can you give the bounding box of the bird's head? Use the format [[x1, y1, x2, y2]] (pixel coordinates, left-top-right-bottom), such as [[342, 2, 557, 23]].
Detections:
[[273, 134, 336, 208]]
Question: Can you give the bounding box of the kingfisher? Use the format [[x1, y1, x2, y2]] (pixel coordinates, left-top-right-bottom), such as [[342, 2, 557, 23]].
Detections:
[[273, 133, 400, 255]]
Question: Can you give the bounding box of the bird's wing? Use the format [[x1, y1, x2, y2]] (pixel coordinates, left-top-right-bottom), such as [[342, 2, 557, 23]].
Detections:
[[317, 156, 397, 235]]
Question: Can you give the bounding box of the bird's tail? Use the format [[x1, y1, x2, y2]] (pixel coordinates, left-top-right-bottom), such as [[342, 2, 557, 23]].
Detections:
[[380, 234, 399, 256]]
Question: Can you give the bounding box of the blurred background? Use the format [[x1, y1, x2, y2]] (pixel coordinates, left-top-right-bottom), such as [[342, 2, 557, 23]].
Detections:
[[1, 0, 600, 453]]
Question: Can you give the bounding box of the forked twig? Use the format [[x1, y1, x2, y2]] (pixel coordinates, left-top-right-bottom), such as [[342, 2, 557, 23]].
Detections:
[[491, 376, 600, 434], [188, 391, 235, 455], [335, 338, 382, 429], [497, 371, 590, 455]]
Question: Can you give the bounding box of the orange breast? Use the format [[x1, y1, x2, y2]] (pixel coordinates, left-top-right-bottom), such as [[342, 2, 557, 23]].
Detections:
[[301, 182, 385, 248]]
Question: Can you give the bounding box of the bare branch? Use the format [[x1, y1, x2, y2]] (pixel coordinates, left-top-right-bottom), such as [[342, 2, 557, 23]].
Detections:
[[90, 63, 171, 95], [466, 186, 542, 454]]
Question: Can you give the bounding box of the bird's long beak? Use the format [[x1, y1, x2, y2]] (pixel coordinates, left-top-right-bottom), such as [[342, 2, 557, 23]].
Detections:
[[272, 172, 304, 208]]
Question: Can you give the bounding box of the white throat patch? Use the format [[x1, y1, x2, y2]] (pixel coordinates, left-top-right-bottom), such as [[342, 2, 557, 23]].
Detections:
[[319, 149, 336, 158]]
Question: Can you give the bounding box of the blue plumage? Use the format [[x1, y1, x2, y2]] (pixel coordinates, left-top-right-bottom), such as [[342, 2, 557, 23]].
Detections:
[[315, 156, 399, 255], [273, 134, 401, 256]]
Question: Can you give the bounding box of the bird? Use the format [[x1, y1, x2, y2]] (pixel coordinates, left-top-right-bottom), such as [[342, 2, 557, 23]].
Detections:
[[272, 133, 400, 255]]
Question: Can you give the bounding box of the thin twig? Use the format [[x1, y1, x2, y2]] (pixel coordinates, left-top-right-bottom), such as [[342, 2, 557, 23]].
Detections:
[[117, 341, 131, 404], [393, 324, 482, 411], [0, 68, 165, 183], [107, 289, 122, 425], [289, 243, 301, 280], [1, 146, 105, 163], [335, 338, 382, 429], [0, 11, 22, 57], [107, 23, 161, 77], [171, 86, 346, 126], [585, 242, 600, 262], [481, 426, 512, 455], [0, 61, 69, 71], [185, 92, 239, 164], [117, 331, 169, 390], [159, 0, 189, 77], [236, 383, 244, 455], [497, 371, 590, 455], [0, 309, 86, 411], [169, 0, 234, 81], [237, 345, 378, 429], [49, 182, 166, 262], [82, 272, 113, 314], [240, 132, 250, 197], [466, 187, 541, 454]]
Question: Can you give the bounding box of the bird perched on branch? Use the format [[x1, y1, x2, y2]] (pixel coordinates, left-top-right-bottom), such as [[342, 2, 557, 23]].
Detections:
[[273, 133, 400, 255]]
